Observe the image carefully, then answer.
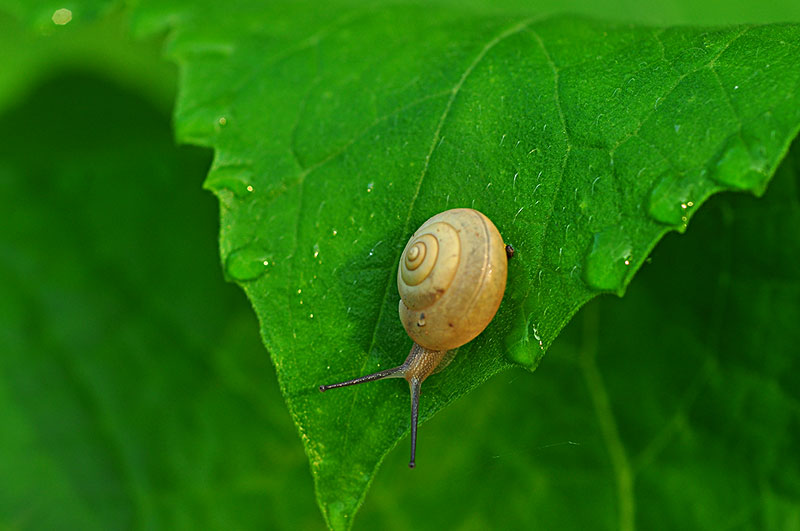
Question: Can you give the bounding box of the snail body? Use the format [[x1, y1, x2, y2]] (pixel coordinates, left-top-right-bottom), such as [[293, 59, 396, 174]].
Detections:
[[320, 208, 509, 468]]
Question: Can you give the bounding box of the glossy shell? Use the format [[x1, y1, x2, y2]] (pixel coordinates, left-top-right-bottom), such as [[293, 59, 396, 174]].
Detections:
[[397, 208, 507, 351]]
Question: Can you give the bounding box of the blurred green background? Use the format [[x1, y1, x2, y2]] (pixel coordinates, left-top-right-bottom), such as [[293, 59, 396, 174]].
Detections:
[[1, 1, 799, 529]]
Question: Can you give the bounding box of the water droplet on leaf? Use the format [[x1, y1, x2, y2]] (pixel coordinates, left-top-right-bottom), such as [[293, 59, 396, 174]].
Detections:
[[504, 311, 546, 368], [709, 135, 766, 190], [583, 226, 633, 293], [52, 8, 72, 25], [225, 245, 271, 281], [205, 164, 255, 197], [647, 173, 701, 227]]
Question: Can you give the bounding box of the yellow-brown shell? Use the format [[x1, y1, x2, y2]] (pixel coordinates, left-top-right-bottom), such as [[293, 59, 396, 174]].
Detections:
[[397, 208, 507, 351]]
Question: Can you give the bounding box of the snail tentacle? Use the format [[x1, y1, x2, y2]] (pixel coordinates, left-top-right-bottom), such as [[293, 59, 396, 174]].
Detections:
[[408, 376, 422, 468], [318, 366, 405, 392]]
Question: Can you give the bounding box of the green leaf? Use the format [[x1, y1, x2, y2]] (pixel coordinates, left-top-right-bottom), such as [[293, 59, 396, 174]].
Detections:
[[148, 2, 800, 526], [1, 2, 799, 528], [2, 69, 797, 530], [0, 71, 315, 529]]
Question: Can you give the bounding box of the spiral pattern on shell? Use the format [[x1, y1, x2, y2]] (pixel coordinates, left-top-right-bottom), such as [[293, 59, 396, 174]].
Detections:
[[399, 222, 460, 309], [397, 208, 507, 352]]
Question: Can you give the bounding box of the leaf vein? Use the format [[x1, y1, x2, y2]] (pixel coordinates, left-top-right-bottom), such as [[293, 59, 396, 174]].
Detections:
[[529, 28, 572, 292], [336, 16, 539, 459]]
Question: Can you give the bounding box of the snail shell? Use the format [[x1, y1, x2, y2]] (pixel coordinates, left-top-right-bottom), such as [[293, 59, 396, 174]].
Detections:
[[398, 208, 507, 351]]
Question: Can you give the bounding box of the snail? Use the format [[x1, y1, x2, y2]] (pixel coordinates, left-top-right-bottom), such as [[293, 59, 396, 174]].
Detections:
[[319, 208, 509, 468]]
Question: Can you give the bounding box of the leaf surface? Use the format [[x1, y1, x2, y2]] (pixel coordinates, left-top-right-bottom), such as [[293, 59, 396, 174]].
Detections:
[[142, 2, 800, 526]]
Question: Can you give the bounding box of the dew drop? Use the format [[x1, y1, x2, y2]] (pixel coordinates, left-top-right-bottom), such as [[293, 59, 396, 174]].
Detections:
[[417, 313, 426, 327], [52, 8, 72, 24], [708, 135, 766, 190], [583, 226, 633, 293], [205, 164, 255, 197], [506, 338, 540, 369], [647, 173, 701, 227], [366, 182, 374, 192], [225, 245, 271, 281], [313, 243, 320, 258], [504, 316, 545, 368]]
